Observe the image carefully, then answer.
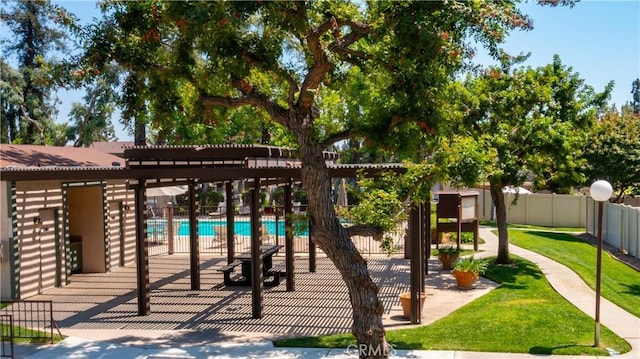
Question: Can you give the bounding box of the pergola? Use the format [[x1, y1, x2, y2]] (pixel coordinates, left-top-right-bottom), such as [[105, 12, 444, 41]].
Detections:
[[1, 144, 430, 323]]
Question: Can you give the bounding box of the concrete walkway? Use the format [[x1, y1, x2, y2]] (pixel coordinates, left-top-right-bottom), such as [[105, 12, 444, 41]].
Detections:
[[476, 227, 640, 358], [18, 226, 640, 358]]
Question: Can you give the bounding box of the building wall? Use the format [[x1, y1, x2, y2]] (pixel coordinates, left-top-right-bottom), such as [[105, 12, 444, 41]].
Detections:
[[14, 181, 64, 298], [67, 185, 106, 273], [105, 181, 136, 268], [1, 181, 14, 300], [1, 179, 136, 300]]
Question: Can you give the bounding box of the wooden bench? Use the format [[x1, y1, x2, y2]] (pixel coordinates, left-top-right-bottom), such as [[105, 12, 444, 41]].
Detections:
[[265, 260, 287, 287], [266, 260, 286, 277], [217, 260, 243, 286]]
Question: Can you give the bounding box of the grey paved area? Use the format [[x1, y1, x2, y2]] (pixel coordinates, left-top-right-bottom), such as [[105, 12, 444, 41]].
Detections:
[[11, 226, 640, 358]]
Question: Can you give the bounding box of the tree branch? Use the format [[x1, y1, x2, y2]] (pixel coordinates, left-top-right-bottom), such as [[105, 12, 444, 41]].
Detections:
[[201, 77, 290, 126], [297, 24, 332, 112], [402, 172, 436, 204], [297, 15, 370, 112], [328, 19, 371, 52], [345, 224, 384, 242], [334, 48, 371, 67], [321, 128, 360, 149]]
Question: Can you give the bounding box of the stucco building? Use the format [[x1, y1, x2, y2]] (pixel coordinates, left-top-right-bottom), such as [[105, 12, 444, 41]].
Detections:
[[1, 144, 136, 300]]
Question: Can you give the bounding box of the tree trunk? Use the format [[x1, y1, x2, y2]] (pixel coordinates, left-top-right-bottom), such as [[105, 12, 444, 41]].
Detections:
[[489, 181, 511, 264], [134, 117, 146, 146], [297, 131, 390, 358]]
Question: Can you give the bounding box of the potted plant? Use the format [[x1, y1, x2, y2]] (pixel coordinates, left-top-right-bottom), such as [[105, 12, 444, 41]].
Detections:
[[398, 291, 426, 319], [453, 256, 488, 289], [433, 245, 462, 270]]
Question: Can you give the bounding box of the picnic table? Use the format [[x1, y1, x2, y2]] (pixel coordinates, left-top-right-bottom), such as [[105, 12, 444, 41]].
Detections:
[[218, 244, 284, 287]]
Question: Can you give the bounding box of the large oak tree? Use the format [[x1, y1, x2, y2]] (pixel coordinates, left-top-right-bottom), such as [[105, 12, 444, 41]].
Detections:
[[85, 1, 573, 356], [1, 0, 70, 144]]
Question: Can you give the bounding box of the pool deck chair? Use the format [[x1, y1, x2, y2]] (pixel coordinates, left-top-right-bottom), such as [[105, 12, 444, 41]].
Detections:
[[212, 224, 237, 248]]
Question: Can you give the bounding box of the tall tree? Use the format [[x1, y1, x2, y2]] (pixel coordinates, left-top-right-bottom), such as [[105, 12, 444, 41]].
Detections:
[[584, 93, 640, 202], [0, 60, 24, 143], [446, 55, 611, 264], [0, 0, 72, 144], [65, 64, 119, 147], [630, 78, 640, 115], [86, 1, 573, 355]]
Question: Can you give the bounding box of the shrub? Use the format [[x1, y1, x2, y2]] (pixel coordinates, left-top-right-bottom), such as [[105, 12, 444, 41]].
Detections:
[[453, 256, 488, 274], [432, 245, 462, 256]]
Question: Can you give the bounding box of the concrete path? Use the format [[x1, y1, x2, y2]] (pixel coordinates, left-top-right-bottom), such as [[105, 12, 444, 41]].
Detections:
[[18, 226, 640, 358]]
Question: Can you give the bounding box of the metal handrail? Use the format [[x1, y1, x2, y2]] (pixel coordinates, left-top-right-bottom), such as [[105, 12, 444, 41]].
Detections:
[[0, 314, 14, 359], [0, 301, 62, 344]]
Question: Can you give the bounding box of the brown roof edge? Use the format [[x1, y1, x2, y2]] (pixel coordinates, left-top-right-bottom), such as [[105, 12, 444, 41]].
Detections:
[[0, 163, 406, 182], [0, 144, 125, 167], [123, 144, 338, 161]]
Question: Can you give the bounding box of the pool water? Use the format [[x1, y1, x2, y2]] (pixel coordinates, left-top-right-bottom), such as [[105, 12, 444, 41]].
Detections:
[[148, 219, 307, 236]]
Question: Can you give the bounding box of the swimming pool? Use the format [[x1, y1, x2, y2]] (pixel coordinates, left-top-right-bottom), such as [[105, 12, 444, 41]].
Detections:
[[148, 219, 307, 237]]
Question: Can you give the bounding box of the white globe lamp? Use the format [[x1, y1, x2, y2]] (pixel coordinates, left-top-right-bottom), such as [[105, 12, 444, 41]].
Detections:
[[589, 180, 613, 202]]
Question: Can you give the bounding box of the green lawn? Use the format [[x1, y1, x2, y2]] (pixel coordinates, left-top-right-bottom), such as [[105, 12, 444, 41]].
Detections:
[[508, 229, 640, 318], [0, 324, 64, 344], [275, 256, 631, 355], [480, 221, 584, 232], [1, 302, 65, 344]]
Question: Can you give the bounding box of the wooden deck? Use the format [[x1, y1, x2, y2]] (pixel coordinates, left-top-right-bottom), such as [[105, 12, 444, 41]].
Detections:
[[29, 255, 410, 338], [25, 253, 497, 344]]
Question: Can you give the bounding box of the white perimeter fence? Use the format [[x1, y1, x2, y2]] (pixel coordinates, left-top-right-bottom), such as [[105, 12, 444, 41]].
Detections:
[[472, 189, 640, 259]]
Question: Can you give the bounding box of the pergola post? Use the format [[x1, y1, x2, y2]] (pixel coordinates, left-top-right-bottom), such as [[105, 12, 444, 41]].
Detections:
[[134, 179, 150, 315], [188, 181, 200, 290], [456, 193, 462, 250], [409, 203, 423, 324], [250, 178, 263, 318], [423, 200, 430, 280], [225, 181, 235, 263], [167, 202, 174, 255], [308, 221, 316, 273], [284, 180, 295, 291]]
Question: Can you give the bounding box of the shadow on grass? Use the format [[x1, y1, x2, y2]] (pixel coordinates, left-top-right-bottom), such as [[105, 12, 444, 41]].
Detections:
[[483, 257, 543, 287], [621, 282, 640, 296], [530, 344, 599, 355], [274, 334, 354, 349], [521, 230, 582, 243]]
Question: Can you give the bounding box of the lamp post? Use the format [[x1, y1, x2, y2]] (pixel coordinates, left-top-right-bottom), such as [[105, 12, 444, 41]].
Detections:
[[589, 179, 613, 348]]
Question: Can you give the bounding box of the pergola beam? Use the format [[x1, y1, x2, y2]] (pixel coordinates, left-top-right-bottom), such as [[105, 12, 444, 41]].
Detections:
[[0, 145, 410, 320], [0, 164, 405, 182]]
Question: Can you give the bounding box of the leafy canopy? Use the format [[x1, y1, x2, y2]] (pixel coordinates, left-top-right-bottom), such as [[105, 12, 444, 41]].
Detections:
[[583, 107, 640, 200], [443, 55, 612, 193]]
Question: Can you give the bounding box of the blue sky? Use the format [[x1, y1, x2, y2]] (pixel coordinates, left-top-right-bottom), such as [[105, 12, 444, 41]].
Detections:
[[476, 0, 640, 108], [41, 1, 640, 140]]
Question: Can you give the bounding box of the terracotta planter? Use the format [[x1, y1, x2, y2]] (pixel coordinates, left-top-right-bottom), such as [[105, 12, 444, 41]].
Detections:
[[453, 270, 478, 289], [398, 292, 426, 318], [438, 253, 459, 270]]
